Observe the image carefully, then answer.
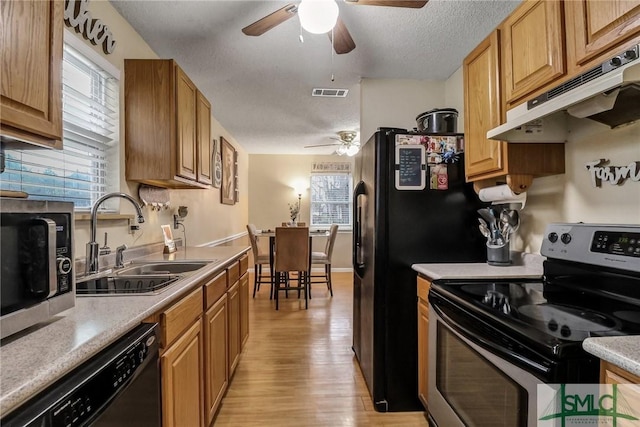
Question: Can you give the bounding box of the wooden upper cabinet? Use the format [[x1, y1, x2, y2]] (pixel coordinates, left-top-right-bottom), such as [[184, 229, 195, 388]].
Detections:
[[464, 31, 505, 179], [565, 0, 640, 73], [502, 0, 565, 106], [124, 59, 211, 188], [176, 67, 197, 181], [0, 0, 63, 149], [196, 91, 213, 185]]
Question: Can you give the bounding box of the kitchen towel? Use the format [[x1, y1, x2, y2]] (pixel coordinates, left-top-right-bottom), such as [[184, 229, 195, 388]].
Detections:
[[478, 184, 527, 207]]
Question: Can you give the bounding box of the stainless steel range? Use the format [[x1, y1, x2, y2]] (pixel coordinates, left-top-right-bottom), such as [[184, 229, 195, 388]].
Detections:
[[427, 223, 640, 427]]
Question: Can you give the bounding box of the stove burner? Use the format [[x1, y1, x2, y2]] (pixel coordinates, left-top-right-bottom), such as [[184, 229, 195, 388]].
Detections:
[[518, 304, 619, 340]]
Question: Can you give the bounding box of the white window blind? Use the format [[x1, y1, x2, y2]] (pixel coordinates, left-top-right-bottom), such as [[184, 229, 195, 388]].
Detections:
[[1, 43, 119, 210], [310, 173, 353, 228]]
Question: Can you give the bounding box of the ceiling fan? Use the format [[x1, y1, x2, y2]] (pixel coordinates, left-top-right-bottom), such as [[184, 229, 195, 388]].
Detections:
[[305, 130, 361, 156], [241, 0, 428, 55]]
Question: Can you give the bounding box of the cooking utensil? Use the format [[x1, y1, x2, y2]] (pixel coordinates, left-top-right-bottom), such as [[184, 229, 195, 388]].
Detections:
[[416, 108, 458, 133], [479, 223, 491, 239]]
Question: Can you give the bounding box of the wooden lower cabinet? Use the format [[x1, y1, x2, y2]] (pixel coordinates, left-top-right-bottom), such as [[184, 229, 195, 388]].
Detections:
[[417, 276, 432, 410], [227, 281, 241, 377], [601, 361, 640, 385], [161, 319, 204, 427], [145, 252, 250, 426], [204, 295, 228, 424], [240, 272, 249, 349]]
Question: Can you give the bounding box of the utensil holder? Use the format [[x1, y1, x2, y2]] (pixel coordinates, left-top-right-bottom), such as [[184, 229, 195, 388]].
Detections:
[[487, 243, 511, 266]]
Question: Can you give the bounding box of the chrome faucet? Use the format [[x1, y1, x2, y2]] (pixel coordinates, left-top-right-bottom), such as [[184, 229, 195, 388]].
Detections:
[[86, 193, 145, 275]]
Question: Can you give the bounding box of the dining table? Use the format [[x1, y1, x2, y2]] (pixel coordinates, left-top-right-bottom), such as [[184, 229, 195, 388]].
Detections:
[[257, 228, 329, 295]]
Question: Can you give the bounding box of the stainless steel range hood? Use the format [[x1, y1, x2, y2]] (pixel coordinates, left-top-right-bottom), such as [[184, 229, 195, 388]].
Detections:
[[488, 44, 640, 142]]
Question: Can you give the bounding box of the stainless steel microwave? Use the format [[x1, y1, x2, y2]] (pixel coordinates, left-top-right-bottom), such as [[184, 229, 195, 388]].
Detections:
[[1, 199, 75, 339]]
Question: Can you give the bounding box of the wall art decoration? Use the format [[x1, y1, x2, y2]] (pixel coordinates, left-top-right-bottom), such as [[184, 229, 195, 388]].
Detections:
[[234, 149, 239, 203], [212, 138, 222, 189], [585, 159, 640, 187], [221, 137, 236, 205], [64, 0, 117, 54]]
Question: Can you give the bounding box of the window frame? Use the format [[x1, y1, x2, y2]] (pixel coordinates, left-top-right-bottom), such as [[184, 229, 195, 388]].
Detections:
[[309, 172, 353, 230]]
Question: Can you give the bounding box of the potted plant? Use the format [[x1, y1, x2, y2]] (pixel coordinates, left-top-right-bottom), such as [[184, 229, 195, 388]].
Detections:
[[288, 200, 300, 226]]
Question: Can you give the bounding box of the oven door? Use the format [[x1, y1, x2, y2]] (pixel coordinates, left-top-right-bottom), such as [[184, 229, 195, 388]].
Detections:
[[428, 302, 541, 427]]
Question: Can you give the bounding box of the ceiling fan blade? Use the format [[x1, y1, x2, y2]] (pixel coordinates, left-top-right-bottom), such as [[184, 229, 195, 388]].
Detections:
[[329, 17, 356, 54], [344, 0, 428, 8], [304, 143, 342, 148], [242, 4, 298, 36]]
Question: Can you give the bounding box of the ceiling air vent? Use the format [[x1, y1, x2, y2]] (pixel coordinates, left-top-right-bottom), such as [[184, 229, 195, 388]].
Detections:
[[312, 88, 349, 98]]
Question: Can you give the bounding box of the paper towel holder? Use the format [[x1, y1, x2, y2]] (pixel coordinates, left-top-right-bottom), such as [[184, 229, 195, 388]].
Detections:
[[473, 174, 532, 196]]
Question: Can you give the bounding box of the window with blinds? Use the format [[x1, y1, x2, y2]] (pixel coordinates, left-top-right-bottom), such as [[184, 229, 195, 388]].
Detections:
[[310, 173, 352, 228], [1, 42, 119, 210]]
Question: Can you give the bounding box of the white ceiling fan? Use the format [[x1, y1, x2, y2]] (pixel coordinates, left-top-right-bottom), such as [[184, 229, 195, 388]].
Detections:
[[305, 130, 360, 156]]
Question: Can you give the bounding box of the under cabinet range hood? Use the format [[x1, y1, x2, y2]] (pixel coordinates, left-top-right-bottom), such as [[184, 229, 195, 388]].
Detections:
[[488, 44, 640, 142]]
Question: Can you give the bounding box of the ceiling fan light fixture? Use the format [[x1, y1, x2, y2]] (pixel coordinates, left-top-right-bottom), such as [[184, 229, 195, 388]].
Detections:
[[298, 0, 339, 34], [336, 145, 348, 156], [346, 145, 360, 156]]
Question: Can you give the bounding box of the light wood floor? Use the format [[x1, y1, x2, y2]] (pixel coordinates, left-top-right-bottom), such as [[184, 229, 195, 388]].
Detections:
[[213, 272, 429, 426]]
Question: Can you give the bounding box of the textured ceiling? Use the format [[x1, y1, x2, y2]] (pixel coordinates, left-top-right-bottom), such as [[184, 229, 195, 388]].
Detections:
[[110, 0, 521, 155]]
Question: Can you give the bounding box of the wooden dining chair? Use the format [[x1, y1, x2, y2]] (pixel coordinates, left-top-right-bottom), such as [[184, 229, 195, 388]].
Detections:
[[310, 224, 338, 297], [273, 226, 310, 310], [246, 224, 271, 298]]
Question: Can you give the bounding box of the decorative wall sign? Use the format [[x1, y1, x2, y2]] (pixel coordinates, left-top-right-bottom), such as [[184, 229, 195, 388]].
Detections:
[[311, 162, 352, 173], [220, 137, 236, 205], [585, 159, 640, 187], [212, 139, 222, 188], [64, 0, 117, 54]]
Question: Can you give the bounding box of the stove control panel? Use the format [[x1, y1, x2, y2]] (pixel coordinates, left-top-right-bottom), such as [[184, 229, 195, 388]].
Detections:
[[541, 223, 640, 272], [591, 231, 640, 257]]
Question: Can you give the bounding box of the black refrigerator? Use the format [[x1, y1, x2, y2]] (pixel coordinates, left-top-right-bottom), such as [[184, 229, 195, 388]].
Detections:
[[352, 128, 487, 412]]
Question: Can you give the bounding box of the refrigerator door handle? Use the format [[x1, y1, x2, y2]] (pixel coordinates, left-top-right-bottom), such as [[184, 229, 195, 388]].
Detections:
[[353, 180, 366, 278]]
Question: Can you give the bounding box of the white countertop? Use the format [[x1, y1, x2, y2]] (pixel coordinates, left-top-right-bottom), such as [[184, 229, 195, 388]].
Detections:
[[412, 252, 544, 280], [0, 245, 249, 417], [583, 337, 640, 378]]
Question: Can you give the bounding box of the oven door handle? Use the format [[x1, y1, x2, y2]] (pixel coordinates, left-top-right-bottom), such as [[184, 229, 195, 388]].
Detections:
[[430, 301, 552, 377]]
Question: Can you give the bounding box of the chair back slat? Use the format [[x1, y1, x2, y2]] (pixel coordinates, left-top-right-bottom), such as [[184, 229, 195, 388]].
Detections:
[[324, 224, 339, 257], [275, 227, 309, 272], [246, 224, 261, 259]]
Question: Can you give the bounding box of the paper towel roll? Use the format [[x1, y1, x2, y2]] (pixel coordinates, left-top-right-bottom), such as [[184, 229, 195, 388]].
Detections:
[[478, 184, 527, 207]]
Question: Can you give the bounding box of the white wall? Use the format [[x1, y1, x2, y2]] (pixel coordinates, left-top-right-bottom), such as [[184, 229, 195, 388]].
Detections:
[[67, 0, 248, 254], [360, 79, 446, 142]]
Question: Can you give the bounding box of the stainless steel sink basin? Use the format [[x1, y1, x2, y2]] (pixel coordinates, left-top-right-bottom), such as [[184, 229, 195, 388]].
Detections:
[[76, 274, 183, 295], [116, 262, 209, 276], [76, 261, 212, 295]]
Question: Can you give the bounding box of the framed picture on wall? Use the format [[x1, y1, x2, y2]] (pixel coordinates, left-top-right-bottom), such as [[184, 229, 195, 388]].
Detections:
[[212, 138, 222, 189], [221, 137, 236, 205]]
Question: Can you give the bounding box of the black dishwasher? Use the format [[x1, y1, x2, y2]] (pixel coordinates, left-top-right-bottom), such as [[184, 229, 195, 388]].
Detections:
[[2, 323, 161, 427]]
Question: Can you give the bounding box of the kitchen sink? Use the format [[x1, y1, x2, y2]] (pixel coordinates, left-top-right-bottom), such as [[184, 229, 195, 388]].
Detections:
[[76, 274, 183, 295], [115, 261, 209, 276], [76, 261, 212, 295]]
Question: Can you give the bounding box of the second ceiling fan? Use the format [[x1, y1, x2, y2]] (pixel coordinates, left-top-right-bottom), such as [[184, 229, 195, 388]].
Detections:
[[242, 0, 428, 55]]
